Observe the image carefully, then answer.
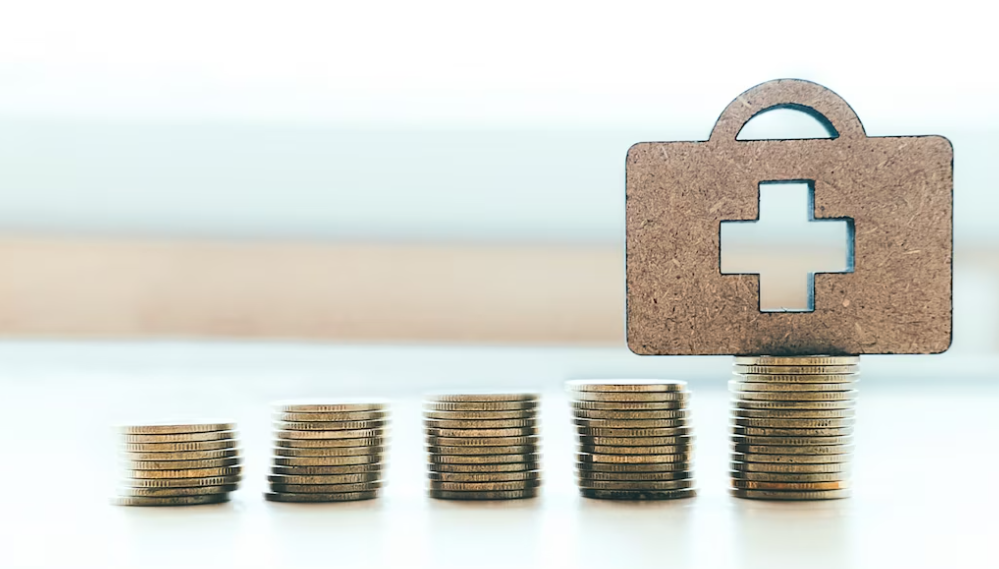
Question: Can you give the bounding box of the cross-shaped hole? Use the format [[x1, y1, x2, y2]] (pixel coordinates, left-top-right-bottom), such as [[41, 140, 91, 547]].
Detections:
[[720, 180, 854, 312]]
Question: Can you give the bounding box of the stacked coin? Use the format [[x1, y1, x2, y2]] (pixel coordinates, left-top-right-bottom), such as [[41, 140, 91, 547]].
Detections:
[[729, 355, 859, 500], [566, 380, 696, 500], [113, 421, 241, 506], [266, 399, 388, 503], [424, 392, 541, 500]]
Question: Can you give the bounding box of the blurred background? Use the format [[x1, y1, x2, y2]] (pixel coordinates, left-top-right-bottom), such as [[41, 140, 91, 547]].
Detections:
[[0, 0, 994, 380]]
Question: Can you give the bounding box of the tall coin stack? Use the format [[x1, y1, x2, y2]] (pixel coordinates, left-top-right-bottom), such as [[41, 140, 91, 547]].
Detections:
[[424, 392, 541, 500], [567, 380, 696, 500], [266, 399, 388, 503], [729, 355, 859, 500], [114, 421, 241, 506]]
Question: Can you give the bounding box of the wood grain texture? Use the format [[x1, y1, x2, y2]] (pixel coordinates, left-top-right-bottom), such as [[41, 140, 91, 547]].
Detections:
[[627, 79, 953, 355]]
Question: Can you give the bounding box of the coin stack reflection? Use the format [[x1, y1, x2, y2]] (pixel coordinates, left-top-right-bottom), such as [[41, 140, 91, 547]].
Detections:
[[424, 392, 541, 500], [266, 400, 388, 503], [729, 356, 859, 500], [567, 380, 696, 500], [114, 421, 241, 506]]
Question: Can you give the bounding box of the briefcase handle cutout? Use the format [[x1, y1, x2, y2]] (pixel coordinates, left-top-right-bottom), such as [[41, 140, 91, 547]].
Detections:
[[708, 79, 867, 144]]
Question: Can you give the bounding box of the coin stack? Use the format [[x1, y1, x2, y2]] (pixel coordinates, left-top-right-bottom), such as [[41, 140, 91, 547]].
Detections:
[[424, 392, 541, 500], [566, 380, 696, 500], [266, 399, 388, 503], [729, 355, 859, 500], [113, 421, 241, 506]]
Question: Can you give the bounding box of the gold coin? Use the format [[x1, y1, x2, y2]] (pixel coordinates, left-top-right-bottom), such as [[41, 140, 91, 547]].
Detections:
[[730, 488, 851, 500], [565, 379, 687, 392], [730, 470, 850, 482], [271, 466, 383, 477], [422, 409, 536, 420], [121, 448, 242, 461], [579, 435, 694, 447], [429, 489, 537, 500], [578, 445, 691, 456], [573, 392, 690, 403], [124, 457, 242, 470], [573, 418, 687, 429], [426, 445, 537, 456], [429, 480, 541, 492], [276, 428, 386, 440], [273, 455, 382, 467], [732, 443, 855, 455], [112, 494, 230, 507], [731, 479, 851, 491], [273, 444, 382, 457], [731, 435, 854, 446], [732, 417, 855, 428], [117, 421, 236, 435], [423, 418, 537, 429], [425, 391, 539, 403], [428, 471, 540, 483], [424, 400, 539, 412], [425, 427, 538, 438], [571, 400, 686, 411], [272, 399, 387, 413], [729, 380, 857, 392], [577, 426, 692, 438], [734, 356, 859, 366], [732, 391, 858, 402], [274, 437, 385, 449], [268, 473, 385, 485], [265, 491, 378, 503], [268, 464, 381, 475], [577, 461, 692, 473], [428, 453, 541, 465], [116, 484, 237, 497], [732, 373, 858, 384], [573, 409, 690, 420], [735, 400, 856, 411], [577, 453, 693, 465], [276, 420, 388, 431], [122, 440, 239, 453], [731, 461, 850, 473], [426, 436, 538, 447], [578, 479, 694, 491], [734, 365, 858, 375], [122, 475, 242, 488], [120, 430, 237, 444], [577, 470, 691, 482], [732, 408, 855, 419], [270, 482, 382, 493], [731, 452, 852, 464], [274, 411, 387, 422], [580, 488, 696, 500], [731, 426, 854, 437], [429, 462, 539, 473], [126, 466, 242, 479]]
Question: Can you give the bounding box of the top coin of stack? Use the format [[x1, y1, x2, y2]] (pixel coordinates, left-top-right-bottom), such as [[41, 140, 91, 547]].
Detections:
[[566, 379, 696, 500], [423, 391, 541, 500], [266, 399, 389, 503], [729, 355, 859, 501], [113, 420, 241, 506]]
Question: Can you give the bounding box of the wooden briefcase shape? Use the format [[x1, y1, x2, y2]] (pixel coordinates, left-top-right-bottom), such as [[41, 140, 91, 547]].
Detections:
[[626, 79, 953, 356]]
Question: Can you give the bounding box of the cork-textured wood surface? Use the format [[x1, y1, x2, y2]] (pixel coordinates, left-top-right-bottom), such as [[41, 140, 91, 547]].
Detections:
[[626, 79, 953, 355]]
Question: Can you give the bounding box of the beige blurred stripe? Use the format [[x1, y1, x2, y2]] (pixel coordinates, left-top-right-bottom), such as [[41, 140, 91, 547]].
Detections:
[[0, 237, 625, 343]]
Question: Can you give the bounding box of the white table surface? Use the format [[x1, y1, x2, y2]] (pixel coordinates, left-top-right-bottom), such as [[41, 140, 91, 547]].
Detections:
[[1, 342, 996, 569]]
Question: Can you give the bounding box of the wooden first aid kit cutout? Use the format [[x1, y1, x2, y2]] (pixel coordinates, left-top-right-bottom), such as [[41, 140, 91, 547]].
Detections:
[[626, 79, 953, 355]]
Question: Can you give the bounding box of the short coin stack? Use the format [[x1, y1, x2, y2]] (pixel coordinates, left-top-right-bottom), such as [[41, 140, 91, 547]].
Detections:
[[114, 421, 241, 506], [567, 380, 696, 500], [424, 392, 541, 500], [729, 355, 859, 500], [266, 399, 388, 503]]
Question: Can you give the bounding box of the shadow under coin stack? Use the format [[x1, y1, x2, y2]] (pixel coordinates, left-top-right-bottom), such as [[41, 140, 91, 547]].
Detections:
[[424, 392, 541, 500], [114, 421, 241, 506], [266, 400, 388, 503], [729, 356, 859, 500], [567, 380, 696, 500]]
